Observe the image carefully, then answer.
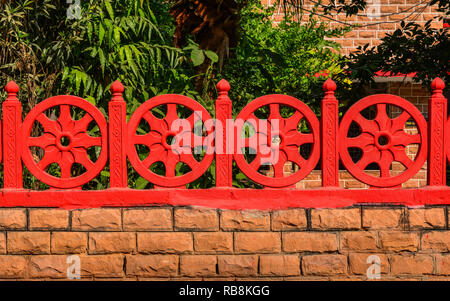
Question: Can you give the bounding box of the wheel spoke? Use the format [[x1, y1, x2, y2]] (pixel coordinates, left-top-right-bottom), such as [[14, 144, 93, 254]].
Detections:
[[72, 133, 102, 148], [165, 152, 179, 177], [356, 146, 379, 170], [354, 113, 379, 134], [392, 131, 421, 146], [284, 111, 303, 133], [59, 151, 75, 178], [346, 133, 374, 149], [164, 103, 179, 126], [36, 146, 59, 169], [142, 144, 165, 168], [285, 132, 313, 146], [269, 104, 281, 120], [284, 145, 306, 168], [58, 104, 75, 132], [142, 111, 167, 135], [36, 113, 61, 135], [133, 132, 161, 148], [179, 153, 199, 169], [391, 146, 414, 169], [379, 150, 394, 178], [273, 151, 287, 178], [391, 110, 411, 132], [28, 133, 56, 149], [374, 103, 391, 130], [72, 148, 95, 170], [72, 114, 93, 134]]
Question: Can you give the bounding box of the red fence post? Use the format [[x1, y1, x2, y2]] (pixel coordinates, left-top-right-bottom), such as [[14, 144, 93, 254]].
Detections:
[[428, 78, 447, 186], [109, 80, 128, 188], [215, 79, 233, 187], [321, 79, 339, 187], [3, 81, 23, 189]]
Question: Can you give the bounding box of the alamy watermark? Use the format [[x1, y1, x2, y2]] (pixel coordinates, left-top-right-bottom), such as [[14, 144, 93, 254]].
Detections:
[[67, 255, 81, 279], [366, 0, 381, 19], [165, 114, 282, 166], [67, 0, 81, 20], [366, 255, 381, 280]]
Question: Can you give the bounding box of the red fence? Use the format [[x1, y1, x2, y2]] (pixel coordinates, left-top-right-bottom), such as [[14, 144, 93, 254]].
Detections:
[[0, 78, 449, 209]]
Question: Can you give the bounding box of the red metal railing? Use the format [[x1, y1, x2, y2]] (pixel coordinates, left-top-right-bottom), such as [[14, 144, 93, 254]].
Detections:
[[0, 78, 448, 209]]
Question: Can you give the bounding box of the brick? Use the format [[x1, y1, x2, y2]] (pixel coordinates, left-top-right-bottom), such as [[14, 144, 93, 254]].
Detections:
[[391, 255, 433, 276], [271, 209, 307, 230], [123, 208, 172, 231], [138, 232, 193, 254], [409, 208, 445, 229], [0, 232, 5, 254], [80, 255, 124, 278], [220, 210, 270, 231], [0, 209, 26, 230], [89, 232, 136, 254], [174, 208, 218, 231], [51, 232, 87, 254], [235, 232, 281, 253], [302, 255, 348, 276], [260, 255, 300, 276], [283, 232, 338, 253], [341, 231, 378, 251], [194, 232, 233, 253], [126, 255, 178, 277], [72, 209, 121, 231], [8, 232, 50, 254], [435, 255, 450, 275], [379, 231, 419, 251], [0, 256, 27, 278], [180, 255, 217, 277], [348, 253, 389, 275], [422, 231, 450, 252], [311, 208, 361, 229], [362, 208, 404, 229], [29, 255, 67, 278], [29, 209, 69, 230], [218, 255, 258, 276]]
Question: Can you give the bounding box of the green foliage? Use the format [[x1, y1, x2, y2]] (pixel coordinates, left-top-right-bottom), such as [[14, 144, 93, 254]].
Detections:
[[219, 1, 351, 115], [344, 20, 450, 89], [0, 0, 216, 189]]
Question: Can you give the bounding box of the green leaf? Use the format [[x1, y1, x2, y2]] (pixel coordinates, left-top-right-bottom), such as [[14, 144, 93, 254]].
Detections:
[[104, 0, 114, 20], [99, 23, 105, 46], [135, 177, 148, 189], [204, 50, 218, 63], [191, 49, 205, 66]]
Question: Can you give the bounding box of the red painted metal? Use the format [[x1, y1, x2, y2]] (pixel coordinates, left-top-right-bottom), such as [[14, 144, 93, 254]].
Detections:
[[0, 78, 448, 208], [215, 79, 233, 187], [0, 188, 448, 210], [339, 94, 428, 188], [3, 81, 22, 189], [234, 95, 320, 188], [428, 78, 447, 186], [21, 95, 108, 189], [321, 79, 339, 187], [109, 81, 128, 188], [126, 94, 214, 187]]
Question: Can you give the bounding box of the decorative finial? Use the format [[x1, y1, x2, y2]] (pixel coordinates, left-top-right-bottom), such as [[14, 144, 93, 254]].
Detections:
[[217, 79, 230, 95], [323, 78, 337, 94], [5, 81, 19, 94], [431, 77, 445, 93], [110, 80, 124, 94]]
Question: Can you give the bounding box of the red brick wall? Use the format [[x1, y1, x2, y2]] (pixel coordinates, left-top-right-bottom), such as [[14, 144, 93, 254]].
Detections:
[[1, 206, 449, 280], [263, 0, 444, 55]]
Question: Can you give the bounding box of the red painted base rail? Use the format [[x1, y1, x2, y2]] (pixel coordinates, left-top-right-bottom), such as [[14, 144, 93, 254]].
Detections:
[[0, 188, 449, 209], [1, 78, 449, 209]]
